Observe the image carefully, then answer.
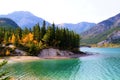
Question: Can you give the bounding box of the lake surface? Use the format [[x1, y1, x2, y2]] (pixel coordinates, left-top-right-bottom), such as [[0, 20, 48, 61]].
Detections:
[[4, 48, 120, 80]]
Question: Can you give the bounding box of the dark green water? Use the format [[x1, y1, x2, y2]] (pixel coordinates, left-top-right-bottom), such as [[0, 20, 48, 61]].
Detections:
[[3, 48, 120, 80]]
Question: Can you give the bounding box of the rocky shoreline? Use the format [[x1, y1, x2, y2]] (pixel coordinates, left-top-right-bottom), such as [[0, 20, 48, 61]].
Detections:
[[0, 48, 91, 62], [38, 48, 86, 58]]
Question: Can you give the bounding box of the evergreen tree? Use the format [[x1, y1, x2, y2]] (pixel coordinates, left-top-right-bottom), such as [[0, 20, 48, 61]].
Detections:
[[16, 27, 22, 40], [41, 20, 46, 39], [42, 27, 51, 45], [51, 23, 55, 40], [29, 44, 37, 56], [33, 23, 41, 42], [33, 25, 36, 40], [23, 27, 29, 36], [4, 32, 9, 43], [55, 27, 61, 47], [0, 60, 11, 80]]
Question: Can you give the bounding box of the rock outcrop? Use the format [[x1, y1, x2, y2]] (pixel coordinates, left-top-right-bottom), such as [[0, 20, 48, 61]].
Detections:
[[38, 48, 74, 58]]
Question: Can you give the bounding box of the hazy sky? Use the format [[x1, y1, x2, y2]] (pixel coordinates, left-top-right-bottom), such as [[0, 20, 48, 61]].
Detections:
[[0, 0, 120, 24]]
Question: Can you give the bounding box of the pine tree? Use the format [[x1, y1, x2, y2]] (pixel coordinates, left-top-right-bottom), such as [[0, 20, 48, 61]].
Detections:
[[41, 20, 46, 39], [55, 27, 61, 47], [42, 27, 51, 45], [4, 32, 9, 43], [51, 23, 55, 40], [23, 27, 29, 37], [16, 27, 22, 40], [0, 60, 11, 80], [33, 23, 41, 42]]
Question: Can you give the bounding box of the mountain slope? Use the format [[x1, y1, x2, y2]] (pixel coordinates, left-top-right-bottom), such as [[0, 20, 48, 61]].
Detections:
[[106, 30, 120, 43], [58, 22, 96, 33], [81, 13, 120, 44], [0, 11, 50, 29], [0, 18, 19, 29], [81, 26, 120, 44]]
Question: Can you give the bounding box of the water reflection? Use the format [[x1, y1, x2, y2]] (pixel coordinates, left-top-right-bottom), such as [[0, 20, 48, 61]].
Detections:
[[5, 59, 81, 80]]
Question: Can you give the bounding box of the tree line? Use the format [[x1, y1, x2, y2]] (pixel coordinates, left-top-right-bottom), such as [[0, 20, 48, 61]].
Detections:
[[0, 21, 80, 55]]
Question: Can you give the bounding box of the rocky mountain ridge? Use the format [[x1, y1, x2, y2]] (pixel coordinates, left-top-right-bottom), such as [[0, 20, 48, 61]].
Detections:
[[0, 11, 95, 33], [58, 22, 96, 33], [81, 13, 120, 44], [82, 13, 120, 37]]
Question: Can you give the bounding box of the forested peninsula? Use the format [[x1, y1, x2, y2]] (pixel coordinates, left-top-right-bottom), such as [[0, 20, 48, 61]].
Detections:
[[0, 20, 82, 58]]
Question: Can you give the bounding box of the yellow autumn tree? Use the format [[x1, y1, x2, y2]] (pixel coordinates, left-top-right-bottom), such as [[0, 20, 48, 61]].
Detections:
[[29, 33, 33, 41], [11, 34, 16, 44], [22, 33, 33, 43], [22, 36, 28, 43], [6, 49, 10, 56]]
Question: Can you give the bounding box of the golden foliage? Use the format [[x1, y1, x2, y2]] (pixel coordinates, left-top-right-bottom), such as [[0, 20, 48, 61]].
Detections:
[[11, 34, 16, 43], [6, 49, 10, 56], [33, 40, 38, 44], [22, 33, 33, 43], [29, 33, 33, 41]]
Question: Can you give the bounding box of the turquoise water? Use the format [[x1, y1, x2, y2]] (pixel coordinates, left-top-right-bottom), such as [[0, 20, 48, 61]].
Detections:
[[80, 47, 120, 54], [4, 48, 120, 80]]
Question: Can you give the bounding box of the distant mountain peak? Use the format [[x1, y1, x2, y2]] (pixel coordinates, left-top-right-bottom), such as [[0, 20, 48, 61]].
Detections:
[[0, 11, 50, 29], [58, 22, 96, 33], [8, 11, 35, 17]]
